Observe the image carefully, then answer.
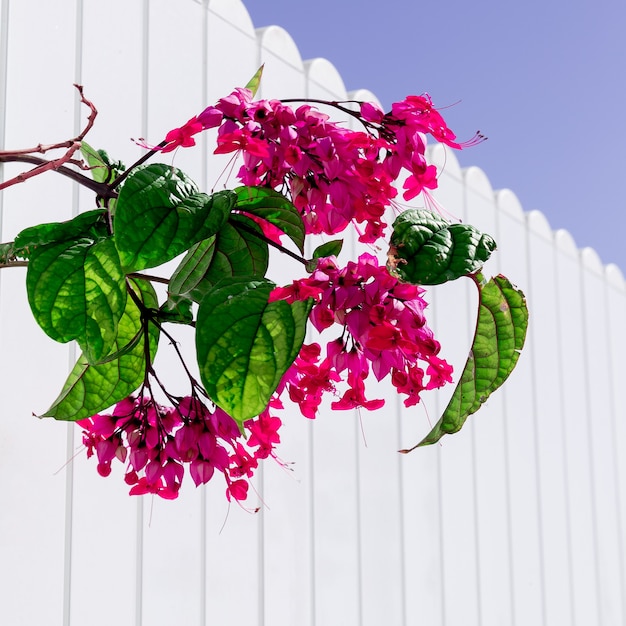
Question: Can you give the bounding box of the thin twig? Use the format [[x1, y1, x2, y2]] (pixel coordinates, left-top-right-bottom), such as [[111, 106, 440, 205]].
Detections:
[[127, 272, 170, 285], [0, 154, 110, 196], [0, 84, 98, 192]]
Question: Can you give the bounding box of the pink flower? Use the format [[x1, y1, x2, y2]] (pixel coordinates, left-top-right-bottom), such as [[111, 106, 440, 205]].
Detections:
[[77, 393, 283, 503], [402, 163, 438, 201], [331, 375, 384, 412], [226, 479, 249, 502], [272, 253, 452, 412], [161, 116, 204, 153]]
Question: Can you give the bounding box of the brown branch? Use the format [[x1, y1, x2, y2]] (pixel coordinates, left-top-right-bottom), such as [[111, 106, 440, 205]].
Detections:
[[0, 84, 98, 192], [0, 260, 27, 269], [0, 154, 111, 196]]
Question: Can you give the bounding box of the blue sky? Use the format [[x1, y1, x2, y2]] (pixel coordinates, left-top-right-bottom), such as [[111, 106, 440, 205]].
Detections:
[[245, 0, 626, 272]]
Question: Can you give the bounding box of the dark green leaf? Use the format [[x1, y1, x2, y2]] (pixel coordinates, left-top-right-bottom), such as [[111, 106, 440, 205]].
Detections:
[[158, 296, 194, 325], [26, 236, 126, 363], [235, 186, 305, 253], [414, 274, 528, 448], [42, 279, 160, 421], [14, 209, 107, 258], [114, 163, 235, 272], [196, 278, 312, 425], [168, 217, 269, 303], [389, 209, 497, 285], [312, 239, 343, 260]]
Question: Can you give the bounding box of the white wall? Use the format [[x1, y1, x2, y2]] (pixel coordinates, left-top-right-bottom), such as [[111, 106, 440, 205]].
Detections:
[[0, 1, 625, 625]]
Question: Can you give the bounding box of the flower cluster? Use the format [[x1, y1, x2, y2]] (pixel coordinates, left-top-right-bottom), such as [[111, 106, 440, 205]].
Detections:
[[159, 89, 482, 242], [77, 86, 474, 502], [272, 253, 453, 417], [78, 394, 282, 501]]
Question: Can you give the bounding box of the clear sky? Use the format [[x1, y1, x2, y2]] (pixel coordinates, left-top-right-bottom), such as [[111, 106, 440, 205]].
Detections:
[[245, 0, 626, 273]]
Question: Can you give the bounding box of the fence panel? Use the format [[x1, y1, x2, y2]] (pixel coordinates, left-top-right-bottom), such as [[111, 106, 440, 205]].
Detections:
[[0, 2, 625, 625]]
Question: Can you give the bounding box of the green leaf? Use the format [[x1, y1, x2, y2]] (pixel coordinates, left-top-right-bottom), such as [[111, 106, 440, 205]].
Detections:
[[196, 278, 312, 425], [114, 163, 235, 272], [81, 142, 111, 184], [0, 241, 16, 264], [305, 240, 344, 272], [313, 239, 343, 259], [389, 209, 497, 285], [81, 142, 125, 184], [244, 65, 264, 97], [168, 217, 269, 303], [414, 274, 528, 448], [158, 296, 194, 325], [14, 209, 108, 258], [235, 186, 305, 253], [42, 279, 160, 421], [26, 236, 127, 363]]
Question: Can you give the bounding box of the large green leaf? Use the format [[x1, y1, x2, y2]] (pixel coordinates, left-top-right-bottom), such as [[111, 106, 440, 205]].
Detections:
[[14, 209, 107, 258], [114, 163, 235, 271], [235, 186, 305, 253], [26, 236, 126, 363], [389, 209, 497, 285], [412, 274, 528, 448], [196, 278, 312, 425], [42, 279, 160, 421], [168, 216, 269, 303]]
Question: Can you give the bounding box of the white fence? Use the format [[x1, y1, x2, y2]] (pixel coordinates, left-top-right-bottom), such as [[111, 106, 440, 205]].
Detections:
[[1, 1, 625, 624]]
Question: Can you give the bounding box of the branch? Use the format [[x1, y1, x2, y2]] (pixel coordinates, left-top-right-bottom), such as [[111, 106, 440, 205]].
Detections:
[[0, 154, 111, 196], [108, 140, 167, 190], [0, 84, 98, 192], [127, 272, 170, 285]]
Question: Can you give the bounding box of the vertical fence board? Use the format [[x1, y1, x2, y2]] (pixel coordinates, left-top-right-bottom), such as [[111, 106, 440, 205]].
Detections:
[[527, 211, 573, 626], [0, 2, 625, 625], [257, 25, 314, 626], [496, 191, 544, 625], [0, 3, 77, 624], [606, 264, 626, 618], [581, 248, 625, 626], [303, 60, 364, 626], [68, 4, 144, 624], [464, 166, 513, 626], [554, 230, 599, 625], [427, 145, 480, 626]]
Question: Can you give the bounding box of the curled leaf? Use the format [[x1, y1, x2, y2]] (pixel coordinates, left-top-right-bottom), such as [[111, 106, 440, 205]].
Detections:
[[403, 273, 528, 449], [389, 209, 496, 285]]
